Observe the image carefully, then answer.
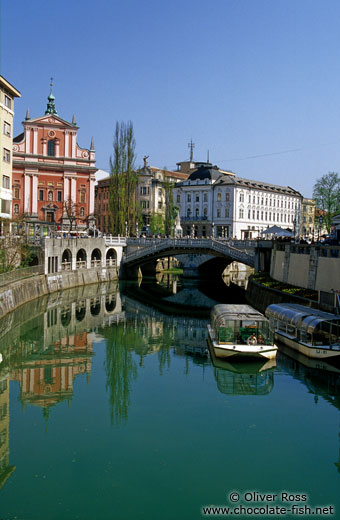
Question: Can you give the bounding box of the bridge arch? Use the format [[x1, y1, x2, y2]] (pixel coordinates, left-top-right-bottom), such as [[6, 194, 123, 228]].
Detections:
[[91, 248, 102, 267], [106, 248, 117, 267]]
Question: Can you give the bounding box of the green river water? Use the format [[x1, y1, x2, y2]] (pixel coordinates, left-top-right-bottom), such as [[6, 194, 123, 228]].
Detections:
[[0, 276, 339, 519]]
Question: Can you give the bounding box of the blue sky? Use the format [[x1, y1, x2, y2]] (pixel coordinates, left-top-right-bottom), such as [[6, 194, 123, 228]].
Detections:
[[2, 0, 340, 197]]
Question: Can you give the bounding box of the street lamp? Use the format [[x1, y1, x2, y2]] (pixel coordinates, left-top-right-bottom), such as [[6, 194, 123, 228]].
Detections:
[[211, 221, 215, 238], [136, 221, 139, 238], [125, 220, 128, 237]]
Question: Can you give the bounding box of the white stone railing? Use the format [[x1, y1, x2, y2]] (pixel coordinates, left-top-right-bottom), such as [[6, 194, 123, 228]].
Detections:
[[122, 238, 255, 267], [103, 235, 127, 246]]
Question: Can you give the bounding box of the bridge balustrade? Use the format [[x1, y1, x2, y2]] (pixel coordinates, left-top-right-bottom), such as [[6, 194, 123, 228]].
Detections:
[[61, 261, 72, 271]]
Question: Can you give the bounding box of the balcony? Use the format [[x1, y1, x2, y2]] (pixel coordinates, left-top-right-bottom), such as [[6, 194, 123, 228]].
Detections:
[[181, 216, 208, 222]]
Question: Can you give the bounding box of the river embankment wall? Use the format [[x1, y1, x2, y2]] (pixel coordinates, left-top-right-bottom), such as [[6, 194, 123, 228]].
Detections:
[[246, 276, 327, 314], [0, 267, 118, 320]]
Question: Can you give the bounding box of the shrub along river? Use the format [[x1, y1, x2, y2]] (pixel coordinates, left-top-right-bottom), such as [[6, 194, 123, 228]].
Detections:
[[0, 275, 339, 519]]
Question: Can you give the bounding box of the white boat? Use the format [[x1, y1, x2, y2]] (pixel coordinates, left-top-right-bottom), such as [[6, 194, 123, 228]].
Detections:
[[207, 304, 278, 360], [266, 303, 340, 361]]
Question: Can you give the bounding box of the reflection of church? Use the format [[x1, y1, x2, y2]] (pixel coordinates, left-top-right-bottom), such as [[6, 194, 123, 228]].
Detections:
[[11, 331, 93, 417]]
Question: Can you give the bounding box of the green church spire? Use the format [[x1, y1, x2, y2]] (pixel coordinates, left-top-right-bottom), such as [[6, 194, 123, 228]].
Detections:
[[45, 77, 58, 115]]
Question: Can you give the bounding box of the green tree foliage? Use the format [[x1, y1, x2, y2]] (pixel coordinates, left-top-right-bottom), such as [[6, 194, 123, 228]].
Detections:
[[163, 176, 178, 236], [109, 121, 139, 235], [313, 172, 340, 232], [150, 212, 164, 235]]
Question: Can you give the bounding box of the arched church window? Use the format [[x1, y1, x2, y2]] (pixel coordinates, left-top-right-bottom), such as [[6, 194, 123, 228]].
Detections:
[[47, 140, 55, 156]]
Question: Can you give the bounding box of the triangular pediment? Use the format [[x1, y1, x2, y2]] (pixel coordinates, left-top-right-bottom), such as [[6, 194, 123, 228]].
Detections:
[[23, 114, 78, 129]]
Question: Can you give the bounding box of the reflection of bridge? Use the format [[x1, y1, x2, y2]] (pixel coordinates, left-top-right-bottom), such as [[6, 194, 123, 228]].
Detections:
[[121, 238, 272, 278]]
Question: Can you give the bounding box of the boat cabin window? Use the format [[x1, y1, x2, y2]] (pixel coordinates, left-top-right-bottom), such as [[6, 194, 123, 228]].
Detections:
[[216, 319, 274, 346]]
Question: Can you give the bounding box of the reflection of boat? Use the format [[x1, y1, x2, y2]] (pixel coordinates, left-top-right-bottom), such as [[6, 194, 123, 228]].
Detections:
[[208, 338, 275, 395], [0, 353, 2, 364], [266, 304, 340, 361], [207, 304, 277, 360], [277, 342, 340, 374]]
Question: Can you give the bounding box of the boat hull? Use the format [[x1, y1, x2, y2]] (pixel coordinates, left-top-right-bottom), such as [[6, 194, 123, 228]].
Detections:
[[274, 332, 340, 361], [207, 326, 277, 360]]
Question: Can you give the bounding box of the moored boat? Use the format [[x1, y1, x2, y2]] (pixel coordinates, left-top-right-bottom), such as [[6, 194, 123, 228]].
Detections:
[[265, 303, 340, 361], [207, 304, 278, 360]]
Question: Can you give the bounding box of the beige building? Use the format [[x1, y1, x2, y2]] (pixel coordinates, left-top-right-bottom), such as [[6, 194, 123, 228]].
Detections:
[[0, 76, 21, 234], [300, 198, 316, 238]]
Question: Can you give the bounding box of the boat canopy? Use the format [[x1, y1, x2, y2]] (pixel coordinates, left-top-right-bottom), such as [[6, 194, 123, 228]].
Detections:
[[265, 303, 340, 334], [211, 304, 267, 329]]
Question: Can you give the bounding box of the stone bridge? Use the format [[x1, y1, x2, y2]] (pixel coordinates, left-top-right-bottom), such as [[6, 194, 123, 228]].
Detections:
[[121, 238, 272, 279]]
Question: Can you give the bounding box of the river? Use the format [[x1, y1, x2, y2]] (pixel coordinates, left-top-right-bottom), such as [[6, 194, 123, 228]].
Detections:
[[0, 276, 339, 519]]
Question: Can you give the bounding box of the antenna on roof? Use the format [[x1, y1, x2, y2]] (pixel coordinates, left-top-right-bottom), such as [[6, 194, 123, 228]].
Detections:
[[207, 149, 210, 163], [188, 139, 195, 162]]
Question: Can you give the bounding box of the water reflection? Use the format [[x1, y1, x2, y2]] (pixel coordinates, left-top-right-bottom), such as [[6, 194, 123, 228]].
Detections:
[[0, 277, 340, 495], [209, 344, 275, 395]]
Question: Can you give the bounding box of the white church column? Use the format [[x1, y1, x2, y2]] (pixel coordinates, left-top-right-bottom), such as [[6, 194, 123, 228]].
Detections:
[[24, 174, 31, 213], [32, 174, 38, 214], [89, 176, 95, 215], [71, 177, 77, 204], [33, 128, 38, 155]]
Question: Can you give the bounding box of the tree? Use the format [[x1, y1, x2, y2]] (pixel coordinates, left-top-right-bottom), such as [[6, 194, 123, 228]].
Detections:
[[150, 212, 164, 235], [313, 172, 340, 232], [163, 175, 178, 236], [109, 121, 139, 235]]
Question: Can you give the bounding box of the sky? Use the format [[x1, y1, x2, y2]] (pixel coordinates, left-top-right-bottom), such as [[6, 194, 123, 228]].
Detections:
[[1, 0, 340, 197]]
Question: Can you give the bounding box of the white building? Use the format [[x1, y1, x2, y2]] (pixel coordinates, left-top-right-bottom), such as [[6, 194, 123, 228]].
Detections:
[[173, 165, 302, 239]]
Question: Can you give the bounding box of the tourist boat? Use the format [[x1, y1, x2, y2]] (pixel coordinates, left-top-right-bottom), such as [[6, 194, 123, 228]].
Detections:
[[207, 304, 278, 360], [265, 303, 340, 361]]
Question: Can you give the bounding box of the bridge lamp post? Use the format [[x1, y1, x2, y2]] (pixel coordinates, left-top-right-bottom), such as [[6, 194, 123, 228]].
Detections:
[[211, 221, 215, 239], [125, 220, 128, 237], [191, 224, 195, 238], [136, 221, 139, 238]]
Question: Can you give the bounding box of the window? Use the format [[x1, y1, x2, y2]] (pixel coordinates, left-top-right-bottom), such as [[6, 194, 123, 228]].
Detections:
[[3, 148, 10, 162], [203, 193, 208, 202], [187, 208, 191, 217], [158, 188, 162, 197], [187, 194, 191, 202], [225, 207, 229, 218], [248, 209, 251, 219], [176, 194, 180, 203], [195, 194, 199, 202], [3, 121, 11, 136], [4, 95, 11, 109], [226, 192, 230, 201], [2, 175, 10, 189], [57, 191, 62, 202], [239, 209, 244, 219], [195, 207, 199, 217], [47, 139, 55, 156], [217, 208, 221, 218], [39, 190, 44, 201], [239, 193, 244, 202], [14, 187, 20, 199], [217, 192, 221, 201], [14, 203, 19, 214], [1, 199, 10, 214], [80, 207, 85, 217], [203, 207, 208, 216], [80, 192, 85, 203], [158, 201, 163, 209]]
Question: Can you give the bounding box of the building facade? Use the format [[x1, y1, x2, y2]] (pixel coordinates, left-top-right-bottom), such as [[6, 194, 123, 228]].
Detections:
[[95, 159, 187, 234], [0, 76, 21, 234], [12, 85, 96, 235], [174, 165, 302, 239], [300, 198, 316, 239]]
